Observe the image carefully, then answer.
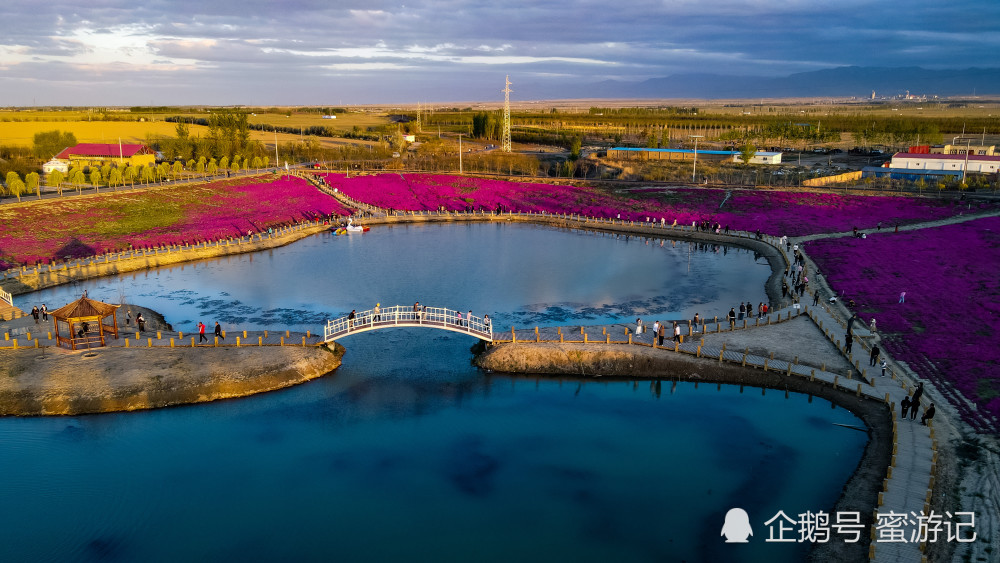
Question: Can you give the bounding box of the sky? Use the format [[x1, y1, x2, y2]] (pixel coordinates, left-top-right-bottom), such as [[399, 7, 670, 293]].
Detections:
[[1, 0, 998, 106]]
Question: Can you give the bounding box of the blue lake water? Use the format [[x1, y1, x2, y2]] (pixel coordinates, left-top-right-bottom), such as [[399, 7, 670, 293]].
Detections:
[[2, 224, 866, 562]]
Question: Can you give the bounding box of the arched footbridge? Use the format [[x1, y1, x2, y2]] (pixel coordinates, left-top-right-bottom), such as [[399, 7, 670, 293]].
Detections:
[[324, 306, 493, 342]]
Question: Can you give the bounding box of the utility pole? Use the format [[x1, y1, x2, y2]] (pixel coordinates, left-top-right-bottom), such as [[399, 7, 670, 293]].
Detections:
[[458, 133, 464, 174], [963, 139, 971, 184], [502, 75, 512, 153], [690, 135, 704, 183]]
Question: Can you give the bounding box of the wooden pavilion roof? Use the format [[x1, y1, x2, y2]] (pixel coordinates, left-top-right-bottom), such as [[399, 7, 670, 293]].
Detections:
[[49, 295, 120, 320]]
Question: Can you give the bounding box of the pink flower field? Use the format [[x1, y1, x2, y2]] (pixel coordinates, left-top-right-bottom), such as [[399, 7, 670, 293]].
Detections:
[[0, 175, 350, 265], [808, 217, 1000, 432], [324, 173, 982, 236]]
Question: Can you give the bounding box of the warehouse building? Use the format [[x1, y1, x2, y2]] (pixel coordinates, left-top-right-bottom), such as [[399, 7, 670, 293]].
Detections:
[[889, 152, 1000, 174], [607, 147, 782, 165], [54, 143, 156, 169]]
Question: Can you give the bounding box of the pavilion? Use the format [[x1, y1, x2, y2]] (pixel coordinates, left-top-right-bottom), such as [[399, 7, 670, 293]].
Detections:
[[50, 295, 121, 350]]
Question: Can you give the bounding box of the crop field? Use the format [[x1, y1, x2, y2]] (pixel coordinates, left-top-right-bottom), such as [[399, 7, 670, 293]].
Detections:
[[0, 120, 180, 146]]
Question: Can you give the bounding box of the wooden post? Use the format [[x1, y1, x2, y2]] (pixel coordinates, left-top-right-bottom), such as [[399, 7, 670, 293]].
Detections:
[[148, 338, 152, 347], [718, 350, 724, 362], [191, 337, 195, 347], [302, 336, 306, 346], [741, 353, 747, 366], [170, 338, 175, 347], [763, 359, 768, 371], [285, 330, 290, 338], [157, 331, 162, 340], [258, 336, 263, 346], [628, 334, 632, 344], [512, 327, 516, 343], [810, 370, 815, 381], [606, 335, 610, 344], [214, 336, 218, 347], [584, 333, 588, 343], [280, 336, 284, 346], [124, 339, 129, 348], [857, 384, 862, 397], [243, 330, 247, 339], [179, 331, 184, 339]]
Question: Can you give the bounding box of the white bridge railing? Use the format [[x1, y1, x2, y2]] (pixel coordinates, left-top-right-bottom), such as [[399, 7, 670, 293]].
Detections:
[[0, 287, 12, 307], [324, 305, 493, 342]]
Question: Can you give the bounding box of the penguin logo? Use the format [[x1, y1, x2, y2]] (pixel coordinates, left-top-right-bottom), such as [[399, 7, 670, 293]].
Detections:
[[721, 508, 753, 543]]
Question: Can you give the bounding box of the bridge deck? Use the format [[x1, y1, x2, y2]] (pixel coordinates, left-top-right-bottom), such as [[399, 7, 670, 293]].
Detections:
[[324, 305, 492, 341]]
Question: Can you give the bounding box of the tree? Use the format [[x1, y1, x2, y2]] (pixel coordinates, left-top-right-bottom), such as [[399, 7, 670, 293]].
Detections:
[[123, 166, 137, 186], [9, 179, 25, 201], [48, 169, 65, 195], [32, 130, 77, 159], [140, 166, 154, 185], [207, 160, 218, 175], [569, 136, 582, 161], [251, 156, 262, 169], [739, 143, 757, 167], [108, 168, 123, 189], [172, 161, 183, 178], [6, 171, 20, 190], [90, 169, 102, 189], [231, 155, 241, 172], [70, 169, 87, 193], [25, 172, 40, 199], [219, 156, 230, 170]]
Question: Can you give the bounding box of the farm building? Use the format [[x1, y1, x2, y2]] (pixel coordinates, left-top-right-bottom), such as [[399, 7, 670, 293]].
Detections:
[[861, 167, 962, 182], [607, 147, 782, 165], [42, 157, 70, 174], [54, 143, 156, 169], [889, 152, 1000, 175]]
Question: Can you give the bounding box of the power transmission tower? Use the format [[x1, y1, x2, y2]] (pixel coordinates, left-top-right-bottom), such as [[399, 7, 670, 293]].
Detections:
[[416, 102, 422, 133], [501, 75, 512, 153]]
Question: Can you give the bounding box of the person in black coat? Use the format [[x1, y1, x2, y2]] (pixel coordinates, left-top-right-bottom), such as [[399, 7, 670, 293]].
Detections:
[[921, 403, 936, 425]]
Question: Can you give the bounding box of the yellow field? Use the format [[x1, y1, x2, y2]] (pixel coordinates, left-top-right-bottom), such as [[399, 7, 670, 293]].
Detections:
[[0, 120, 179, 146], [0, 110, 390, 148]]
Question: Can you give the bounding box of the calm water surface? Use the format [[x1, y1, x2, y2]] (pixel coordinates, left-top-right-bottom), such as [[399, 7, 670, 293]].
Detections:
[[2, 224, 866, 562]]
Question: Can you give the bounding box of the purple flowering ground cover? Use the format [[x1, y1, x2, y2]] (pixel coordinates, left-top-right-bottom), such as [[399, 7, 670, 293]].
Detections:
[[325, 173, 980, 236], [0, 176, 350, 265], [808, 217, 1000, 432]]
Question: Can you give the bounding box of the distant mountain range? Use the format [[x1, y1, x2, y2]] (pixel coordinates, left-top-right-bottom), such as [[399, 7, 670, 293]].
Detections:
[[517, 66, 1000, 100]]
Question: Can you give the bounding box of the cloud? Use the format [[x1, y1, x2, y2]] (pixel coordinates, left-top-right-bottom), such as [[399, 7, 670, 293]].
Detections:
[[0, 0, 997, 104]]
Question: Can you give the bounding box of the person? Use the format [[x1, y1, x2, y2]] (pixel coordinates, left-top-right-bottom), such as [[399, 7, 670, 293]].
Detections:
[[728, 307, 737, 329], [745, 302, 753, 320], [880, 359, 888, 377], [901, 396, 911, 419], [413, 302, 421, 321], [738, 302, 745, 320], [41, 304, 48, 321], [31, 306, 39, 324], [636, 318, 643, 334], [657, 322, 665, 346], [136, 313, 145, 332], [869, 345, 880, 366], [911, 382, 924, 406], [844, 334, 853, 355], [455, 310, 462, 326], [214, 322, 224, 340], [348, 309, 356, 329], [652, 320, 660, 338], [921, 403, 936, 425], [870, 317, 877, 333], [673, 322, 681, 343], [483, 314, 491, 333], [198, 321, 208, 342], [468, 310, 473, 328], [813, 292, 820, 306], [126, 309, 132, 326], [898, 291, 906, 304], [373, 303, 381, 322]]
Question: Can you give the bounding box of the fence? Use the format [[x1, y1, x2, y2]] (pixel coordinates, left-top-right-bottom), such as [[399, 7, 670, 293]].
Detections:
[[324, 305, 492, 341]]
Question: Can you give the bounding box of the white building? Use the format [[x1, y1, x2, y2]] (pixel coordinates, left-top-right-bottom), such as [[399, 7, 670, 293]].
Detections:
[[42, 158, 70, 174], [890, 152, 1000, 174], [732, 151, 783, 165]]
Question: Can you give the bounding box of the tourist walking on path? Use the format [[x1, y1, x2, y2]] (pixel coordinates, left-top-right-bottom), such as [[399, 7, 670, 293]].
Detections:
[[41, 304, 48, 321], [126, 310, 132, 326], [880, 359, 888, 377], [912, 382, 924, 406], [909, 383, 923, 421], [136, 313, 145, 332], [921, 403, 936, 425], [214, 322, 224, 340], [901, 396, 911, 419], [738, 303, 745, 320], [899, 291, 906, 304], [657, 322, 665, 346], [845, 334, 853, 355], [348, 309, 356, 328], [869, 345, 880, 366], [468, 310, 473, 328], [673, 322, 681, 343], [652, 321, 660, 339], [198, 322, 207, 342], [31, 306, 39, 324], [636, 318, 643, 334], [813, 292, 820, 306], [745, 302, 753, 320], [374, 303, 381, 322], [728, 308, 737, 329], [870, 317, 877, 333]]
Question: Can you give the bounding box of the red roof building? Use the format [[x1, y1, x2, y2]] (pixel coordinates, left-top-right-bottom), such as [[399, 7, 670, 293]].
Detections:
[[54, 143, 156, 168]]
